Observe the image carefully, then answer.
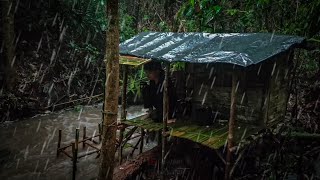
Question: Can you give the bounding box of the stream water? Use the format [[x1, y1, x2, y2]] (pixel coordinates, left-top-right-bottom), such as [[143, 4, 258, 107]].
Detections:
[[0, 104, 154, 180]]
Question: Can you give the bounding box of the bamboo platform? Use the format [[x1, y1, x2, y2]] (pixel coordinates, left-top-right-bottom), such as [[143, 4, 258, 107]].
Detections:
[[122, 118, 263, 149]]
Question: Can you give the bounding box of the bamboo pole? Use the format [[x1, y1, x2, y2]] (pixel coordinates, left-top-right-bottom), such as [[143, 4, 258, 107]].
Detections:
[[161, 63, 170, 178], [57, 129, 62, 157], [119, 65, 128, 164], [225, 71, 238, 180]]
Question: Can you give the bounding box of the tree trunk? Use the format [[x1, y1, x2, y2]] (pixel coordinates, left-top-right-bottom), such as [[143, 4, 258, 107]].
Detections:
[[1, 0, 16, 91], [98, 0, 120, 179]]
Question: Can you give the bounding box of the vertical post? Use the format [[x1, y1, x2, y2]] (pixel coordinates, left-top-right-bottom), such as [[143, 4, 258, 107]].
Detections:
[[119, 65, 128, 164], [57, 129, 62, 157], [98, 123, 102, 142], [139, 128, 145, 154], [161, 63, 170, 178], [75, 128, 79, 150], [121, 65, 128, 121], [225, 71, 238, 180], [72, 142, 76, 180], [83, 126, 86, 149]]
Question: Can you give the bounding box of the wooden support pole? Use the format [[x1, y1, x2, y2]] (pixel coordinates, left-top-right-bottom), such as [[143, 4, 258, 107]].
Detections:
[[75, 128, 79, 150], [98, 123, 102, 142], [83, 126, 86, 149], [140, 128, 145, 154], [119, 65, 128, 164], [74, 128, 79, 179], [121, 65, 128, 121], [161, 63, 170, 178], [72, 142, 76, 180], [146, 130, 149, 144], [225, 71, 238, 180], [57, 129, 62, 157], [118, 128, 124, 164]]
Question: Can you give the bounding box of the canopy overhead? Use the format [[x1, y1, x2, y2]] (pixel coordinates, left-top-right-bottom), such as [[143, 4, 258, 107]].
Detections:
[[119, 32, 305, 67]]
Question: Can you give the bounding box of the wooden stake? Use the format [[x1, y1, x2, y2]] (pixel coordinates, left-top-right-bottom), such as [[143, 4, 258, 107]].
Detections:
[[161, 63, 170, 178], [72, 142, 76, 180], [225, 71, 238, 180], [83, 126, 86, 149], [57, 129, 62, 157], [75, 128, 79, 150], [98, 123, 102, 142]]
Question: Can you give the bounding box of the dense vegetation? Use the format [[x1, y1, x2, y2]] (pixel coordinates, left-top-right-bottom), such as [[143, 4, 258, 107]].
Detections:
[[1, 0, 320, 179]]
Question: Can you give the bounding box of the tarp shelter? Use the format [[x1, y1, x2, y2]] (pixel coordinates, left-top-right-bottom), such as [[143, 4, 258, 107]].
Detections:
[[119, 32, 305, 66], [117, 32, 305, 169]]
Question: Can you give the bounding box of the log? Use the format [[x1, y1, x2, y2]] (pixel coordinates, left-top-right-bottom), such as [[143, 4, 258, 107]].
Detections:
[[113, 146, 161, 180]]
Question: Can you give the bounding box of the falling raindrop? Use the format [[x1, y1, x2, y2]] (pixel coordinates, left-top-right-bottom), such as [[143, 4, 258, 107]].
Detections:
[[185, 74, 190, 87], [275, 69, 280, 81], [11, 55, 16, 67], [13, 126, 17, 136], [36, 120, 41, 133], [7, 2, 12, 16], [201, 91, 207, 105], [209, 67, 214, 79], [198, 83, 203, 95], [14, 30, 21, 48], [16, 159, 20, 169], [59, 26, 67, 42], [213, 111, 219, 123], [14, 0, 20, 14], [235, 81, 239, 93], [40, 140, 47, 155], [271, 62, 277, 76], [48, 83, 54, 95], [222, 139, 228, 154], [46, 33, 51, 50], [210, 76, 216, 89], [85, 31, 91, 44], [44, 159, 49, 171], [50, 49, 56, 65], [59, 17, 65, 31], [36, 34, 43, 53], [257, 64, 262, 75], [240, 92, 246, 105], [270, 30, 275, 42], [24, 145, 29, 161], [52, 13, 58, 26], [76, 108, 84, 122], [219, 37, 224, 49], [34, 160, 39, 173]]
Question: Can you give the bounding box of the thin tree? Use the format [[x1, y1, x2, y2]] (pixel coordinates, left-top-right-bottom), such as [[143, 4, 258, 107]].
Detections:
[[1, 0, 16, 91], [98, 0, 120, 179]]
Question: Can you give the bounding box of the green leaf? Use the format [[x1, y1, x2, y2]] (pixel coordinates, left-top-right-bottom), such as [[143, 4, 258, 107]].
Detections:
[[213, 5, 221, 14], [190, 0, 195, 7]]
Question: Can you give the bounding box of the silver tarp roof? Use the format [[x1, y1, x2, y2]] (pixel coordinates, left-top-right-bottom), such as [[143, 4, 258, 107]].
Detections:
[[119, 32, 305, 67]]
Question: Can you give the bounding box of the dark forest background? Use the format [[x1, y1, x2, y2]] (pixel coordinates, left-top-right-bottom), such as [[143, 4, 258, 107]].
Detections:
[[0, 0, 320, 178]]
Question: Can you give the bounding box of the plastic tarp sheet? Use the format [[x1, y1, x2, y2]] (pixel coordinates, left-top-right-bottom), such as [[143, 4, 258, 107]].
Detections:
[[119, 32, 305, 67]]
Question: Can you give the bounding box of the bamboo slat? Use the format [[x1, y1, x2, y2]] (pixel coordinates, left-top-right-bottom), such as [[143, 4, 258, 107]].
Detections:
[[122, 118, 263, 150]]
